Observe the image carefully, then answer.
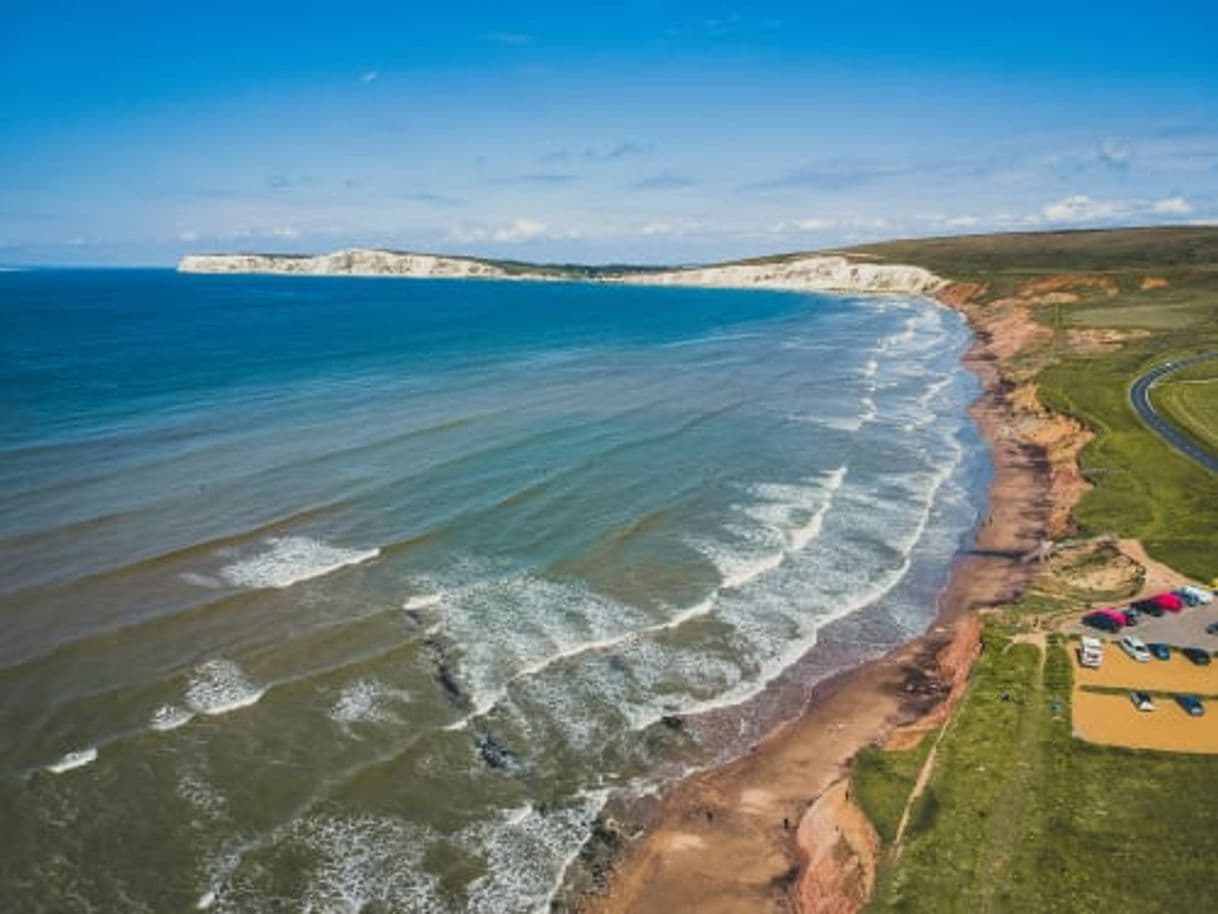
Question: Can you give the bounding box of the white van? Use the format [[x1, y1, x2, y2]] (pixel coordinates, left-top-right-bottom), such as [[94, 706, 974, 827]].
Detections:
[[1079, 636, 1103, 669]]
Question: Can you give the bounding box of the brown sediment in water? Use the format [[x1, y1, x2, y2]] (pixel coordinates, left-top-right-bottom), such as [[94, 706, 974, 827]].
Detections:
[[572, 283, 1057, 914]]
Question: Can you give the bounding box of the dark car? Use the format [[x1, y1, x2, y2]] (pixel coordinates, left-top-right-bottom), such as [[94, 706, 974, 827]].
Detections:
[[1206, 622, 1218, 636], [1176, 694, 1205, 717], [1132, 598, 1164, 617], [1182, 647, 1212, 666], [1124, 608, 1141, 626], [1148, 642, 1172, 661], [1083, 611, 1121, 633]]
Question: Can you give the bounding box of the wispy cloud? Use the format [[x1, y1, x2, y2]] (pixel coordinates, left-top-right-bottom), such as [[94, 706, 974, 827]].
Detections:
[[1097, 137, 1132, 170], [542, 142, 652, 163], [266, 175, 318, 191], [493, 218, 547, 242], [631, 172, 696, 190], [361, 69, 378, 84], [399, 191, 466, 207], [448, 218, 577, 244], [1152, 195, 1193, 214], [1039, 194, 1128, 223], [640, 220, 703, 236], [494, 173, 579, 185]]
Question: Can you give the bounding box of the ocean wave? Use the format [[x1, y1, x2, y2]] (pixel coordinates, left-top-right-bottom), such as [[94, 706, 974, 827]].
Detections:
[[463, 791, 609, 914], [150, 703, 195, 731], [45, 746, 98, 774], [218, 536, 380, 589], [403, 592, 444, 610], [185, 659, 266, 716]]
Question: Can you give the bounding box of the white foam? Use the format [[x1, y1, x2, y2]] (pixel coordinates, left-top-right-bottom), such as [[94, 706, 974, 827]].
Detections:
[[330, 678, 397, 724], [296, 815, 444, 914], [403, 593, 443, 610], [196, 891, 216, 910], [462, 791, 609, 914], [185, 659, 266, 716], [46, 746, 98, 774], [787, 466, 848, 552], [150, 703, 194, 732], [218, 536, 380, 590]]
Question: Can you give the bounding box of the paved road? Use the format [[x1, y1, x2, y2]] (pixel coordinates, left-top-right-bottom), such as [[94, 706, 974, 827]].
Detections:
[[1129, 351, 1218, 473]]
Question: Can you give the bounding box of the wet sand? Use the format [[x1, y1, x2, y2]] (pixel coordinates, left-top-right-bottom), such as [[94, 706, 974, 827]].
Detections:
[[575, 290, 1054, 914]]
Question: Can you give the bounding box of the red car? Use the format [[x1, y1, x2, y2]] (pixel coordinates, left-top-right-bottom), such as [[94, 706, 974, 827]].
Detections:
[[1150, 593, 1184, 613]]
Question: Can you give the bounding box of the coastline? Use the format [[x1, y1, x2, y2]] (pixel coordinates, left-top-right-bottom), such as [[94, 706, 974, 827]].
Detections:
[[566, 283, 1054, 913]]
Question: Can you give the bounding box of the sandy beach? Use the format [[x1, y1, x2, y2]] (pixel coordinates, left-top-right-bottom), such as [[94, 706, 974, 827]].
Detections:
[[573, 283, 1055, 914]]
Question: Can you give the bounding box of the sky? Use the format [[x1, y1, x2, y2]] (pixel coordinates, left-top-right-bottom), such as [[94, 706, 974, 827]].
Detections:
[[1, 0, 1216, 265]]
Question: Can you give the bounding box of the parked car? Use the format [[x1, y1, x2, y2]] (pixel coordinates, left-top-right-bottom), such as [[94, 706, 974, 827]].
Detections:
[[1078, 636, 1103, 669], [1148, 642, 1172, 661], [1132, 598, 1163, 617], [1130, 691, 1156, 712], [1206, 622, 1218, 636], [1176, 694, 1205, 717], [1124, 608, 1141, 627], [1083, 611, 1122, 633], [1120, 635, 1152, 663], [1178, 585, 1215, 606], [1151, 593, 1185, 613], [1182, 648, 1212, 666]]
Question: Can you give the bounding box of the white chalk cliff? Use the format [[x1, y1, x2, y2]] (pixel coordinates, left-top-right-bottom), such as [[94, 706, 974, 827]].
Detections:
[[178, 249, 512, 279], [613, 256, 944, 295], [178, 249, 943, 295]]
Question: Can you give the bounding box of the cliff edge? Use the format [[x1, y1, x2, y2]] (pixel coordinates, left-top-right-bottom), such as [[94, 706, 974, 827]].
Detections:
[[178, 249, 944, 295]]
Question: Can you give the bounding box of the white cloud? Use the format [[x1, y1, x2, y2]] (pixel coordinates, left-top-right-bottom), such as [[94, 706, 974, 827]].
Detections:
[[943, 215, 979, 228], [361, 70, 378, 83], [784, 217, 836, 231], [1152, 195, 1193, 215], [1039, 194, 1127, 223], [641, 220, 703, 236], [269, 226, 301, 239], [491, 218, 547, 242], [179, 230, 200, 242]]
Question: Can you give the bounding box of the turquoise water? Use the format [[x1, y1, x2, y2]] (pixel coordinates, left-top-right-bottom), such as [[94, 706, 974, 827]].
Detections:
[[0, 270, 986, 911]]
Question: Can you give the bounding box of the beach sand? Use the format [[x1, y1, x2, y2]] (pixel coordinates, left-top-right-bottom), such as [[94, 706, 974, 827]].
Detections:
[[575, 289, 1054, 914]]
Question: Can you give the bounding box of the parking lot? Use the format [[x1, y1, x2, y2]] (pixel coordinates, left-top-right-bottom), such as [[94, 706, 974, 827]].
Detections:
[[1063, 600, 1218, 647], [1073, 689, 1218, 753], [1073, 646, 1218, 694], [1069, 637, 1218, 754]]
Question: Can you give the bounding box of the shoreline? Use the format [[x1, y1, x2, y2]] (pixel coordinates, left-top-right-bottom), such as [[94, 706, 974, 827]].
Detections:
[[567, 284, 1054, 913]]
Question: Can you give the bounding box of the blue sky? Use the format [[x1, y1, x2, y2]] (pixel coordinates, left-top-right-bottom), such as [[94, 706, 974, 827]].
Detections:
[[2, 0, 1216, 265]]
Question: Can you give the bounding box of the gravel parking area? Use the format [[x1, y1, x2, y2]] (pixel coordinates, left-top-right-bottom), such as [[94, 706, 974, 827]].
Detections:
[[1063, 601, 1218, 650]]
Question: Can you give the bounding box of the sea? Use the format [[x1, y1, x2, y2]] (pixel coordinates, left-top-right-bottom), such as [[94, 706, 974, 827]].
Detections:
[[0, 268, 988, 912]]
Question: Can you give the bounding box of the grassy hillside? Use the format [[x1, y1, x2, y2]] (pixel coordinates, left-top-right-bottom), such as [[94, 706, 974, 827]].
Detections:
[[863, 626, 1218, 913]]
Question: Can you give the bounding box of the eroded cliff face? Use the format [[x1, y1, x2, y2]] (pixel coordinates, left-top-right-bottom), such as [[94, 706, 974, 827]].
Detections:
[[178, 249, 512, 279], [614, 256, 944, 295], [179, 249, 945, 295]]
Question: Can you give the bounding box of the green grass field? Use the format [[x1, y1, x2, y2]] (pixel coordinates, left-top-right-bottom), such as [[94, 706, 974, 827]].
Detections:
[[864, 627, 1218, 913], [852, 732, 937, 844], [1151, 360, 1218, 458]]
